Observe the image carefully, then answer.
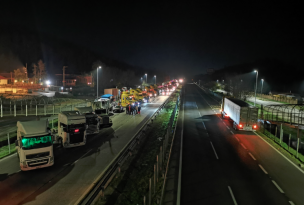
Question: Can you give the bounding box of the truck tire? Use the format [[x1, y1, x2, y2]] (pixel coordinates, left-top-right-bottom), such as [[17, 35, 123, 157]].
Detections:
[[58, 138, 63, 148]]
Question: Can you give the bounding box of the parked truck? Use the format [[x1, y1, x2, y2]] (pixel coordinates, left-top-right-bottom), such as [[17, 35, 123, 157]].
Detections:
[[52, 111, 87, 148], [15, 120, 54, 171], [75, 107, 99, 135], [91, 97, 114, 126], [221, 97, 258, 131]]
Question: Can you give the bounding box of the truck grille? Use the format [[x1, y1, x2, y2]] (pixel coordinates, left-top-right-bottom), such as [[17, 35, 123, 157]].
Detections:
[[26, 152, 50, 159], [70, 132, 84, 144], [27, 158, 49, 167]]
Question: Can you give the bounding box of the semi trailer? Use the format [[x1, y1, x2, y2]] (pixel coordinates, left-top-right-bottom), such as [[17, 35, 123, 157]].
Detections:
[[221, 97, 258, 131]]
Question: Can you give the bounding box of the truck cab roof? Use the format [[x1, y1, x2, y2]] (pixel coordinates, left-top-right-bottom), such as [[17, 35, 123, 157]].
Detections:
[[17, 120, 49, 137]]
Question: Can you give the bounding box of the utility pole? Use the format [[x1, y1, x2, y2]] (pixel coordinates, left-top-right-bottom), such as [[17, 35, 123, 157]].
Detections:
[[63, 66, 68, 87], [33, 64, 37, 84]]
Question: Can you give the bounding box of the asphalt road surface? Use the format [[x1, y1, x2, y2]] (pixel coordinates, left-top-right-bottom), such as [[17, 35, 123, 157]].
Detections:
[[175, 84, 304, 205], [0, 96, 168, 205]]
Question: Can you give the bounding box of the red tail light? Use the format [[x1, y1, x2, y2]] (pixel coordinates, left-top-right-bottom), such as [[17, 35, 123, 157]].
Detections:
[[74, 129, 79, 133], [239, 124, 243, 128], [253, 125, 257, 129]]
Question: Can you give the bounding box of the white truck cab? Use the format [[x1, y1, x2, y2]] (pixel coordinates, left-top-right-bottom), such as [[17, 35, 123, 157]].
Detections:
[[53, 111, 87, 148], [75, 107, 99, 135], [15, 120, 54, 171]]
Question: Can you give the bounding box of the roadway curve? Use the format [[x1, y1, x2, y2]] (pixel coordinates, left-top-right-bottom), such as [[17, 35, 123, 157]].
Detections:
[[0, 96, 168, 205], [177, 84, 304, 205]]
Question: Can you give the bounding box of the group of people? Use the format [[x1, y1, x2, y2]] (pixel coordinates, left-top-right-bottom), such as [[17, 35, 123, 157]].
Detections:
[[126, 102, 141, 115]]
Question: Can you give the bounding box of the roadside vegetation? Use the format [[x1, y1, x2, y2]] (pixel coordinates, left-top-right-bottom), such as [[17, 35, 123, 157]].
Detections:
[[94, 87, 181, 205]]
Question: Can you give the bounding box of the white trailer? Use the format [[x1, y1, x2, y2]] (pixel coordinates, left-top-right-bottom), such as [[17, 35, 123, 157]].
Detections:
[[15, 120, 54, 171], [221, 98, 258, 131], [53, 111, 87, 148], [75, 107, 99, 135]]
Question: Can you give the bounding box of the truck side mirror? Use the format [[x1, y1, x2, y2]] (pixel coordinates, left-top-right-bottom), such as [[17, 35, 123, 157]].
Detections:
[[15, 140, 19, 147]]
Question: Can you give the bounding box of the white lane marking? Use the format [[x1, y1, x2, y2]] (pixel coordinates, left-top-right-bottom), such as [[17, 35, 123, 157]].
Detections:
[[235, 137, 239, 142], [254, 131, 304, 175], [0, 153, 17, 162], [223, 122, 226, 125], [202, 122, 206, 130], [289, 201, 295, 205], [240, 143, 247, 149], [230, 131, 234, 135], [73, 149, 92, 164], [249, 153, 256, 160], [272, 180, 284, 193], [228, 186, 238, 205], [210, 142, 219, 159], [259, 164, 268, 174], [226, 126, 230, 130]]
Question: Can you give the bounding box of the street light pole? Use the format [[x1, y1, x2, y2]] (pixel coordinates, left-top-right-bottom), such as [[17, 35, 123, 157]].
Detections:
[[97, 66, 101, 99], [145, 73, 147, 84], [254, 70, 258, 106], [261, 79, 264, 94], [154, 75, 156, 84]]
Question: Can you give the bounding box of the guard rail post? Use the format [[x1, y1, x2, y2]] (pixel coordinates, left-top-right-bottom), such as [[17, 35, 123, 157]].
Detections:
[[7, 133, 10, 154]]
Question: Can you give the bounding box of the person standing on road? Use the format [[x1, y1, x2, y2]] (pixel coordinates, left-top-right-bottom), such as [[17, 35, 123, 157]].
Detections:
[[138, 104, 141, 114], [135, 103, 138, 115]]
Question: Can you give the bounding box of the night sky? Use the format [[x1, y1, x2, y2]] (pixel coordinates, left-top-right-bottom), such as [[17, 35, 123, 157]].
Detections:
[[1, 1, 303, 77]]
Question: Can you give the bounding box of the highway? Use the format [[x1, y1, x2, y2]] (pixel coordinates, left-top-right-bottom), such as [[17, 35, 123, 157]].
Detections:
[[173, 84, 304, 205], [0, 96, 168, 205]]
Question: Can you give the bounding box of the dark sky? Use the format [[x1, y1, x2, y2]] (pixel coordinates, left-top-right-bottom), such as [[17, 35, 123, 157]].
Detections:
[[1, 1, 303, 77]]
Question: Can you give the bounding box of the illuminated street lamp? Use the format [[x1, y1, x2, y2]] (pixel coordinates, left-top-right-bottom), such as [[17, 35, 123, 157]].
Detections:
[[46, 80, 50, 85], [261, 79, 264, 94], [254, 70, 258, 106], [154, 75, 156, 84], [145, 73, 147, 83], [97, 66, 102, 99]]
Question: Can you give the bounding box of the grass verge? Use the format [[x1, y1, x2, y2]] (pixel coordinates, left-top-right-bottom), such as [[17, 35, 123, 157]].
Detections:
[[256, 130, 304, 168], [0, 143, 16, 159]]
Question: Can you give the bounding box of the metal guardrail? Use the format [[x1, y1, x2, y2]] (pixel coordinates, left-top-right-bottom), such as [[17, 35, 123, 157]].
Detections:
[[78, 93, 175, 205]]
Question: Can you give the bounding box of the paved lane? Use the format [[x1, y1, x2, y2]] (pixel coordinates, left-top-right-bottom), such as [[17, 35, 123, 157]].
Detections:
[[179, 84, 290, 205], [0, 96, 168, 205]]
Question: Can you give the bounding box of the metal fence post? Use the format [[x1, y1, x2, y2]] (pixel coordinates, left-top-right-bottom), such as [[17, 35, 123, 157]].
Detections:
[[149, 178, 152, 205], [36, 105, 38, 116], [160, 146, 162, 170], [156, 155, 159, 182], [53, 105, 55, 115], [1, 102, 2, 117], [297, 138, 300, 158], [14, 104, 16, 117], [7, 133, 10, 154], [288, 134, 291, 150], [26, 104, 28, 116], [280, 124, 283, 144], [154, 165, 156, 194]]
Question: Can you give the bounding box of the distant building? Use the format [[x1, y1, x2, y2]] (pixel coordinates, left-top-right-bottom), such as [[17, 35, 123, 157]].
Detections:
[[207, 69, 214, 75], [0, 73, 14, 84], [54, 74, 93, 87]]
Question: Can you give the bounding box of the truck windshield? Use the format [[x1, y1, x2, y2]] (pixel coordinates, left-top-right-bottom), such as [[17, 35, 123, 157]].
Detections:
[[22, 135, 52, 150]]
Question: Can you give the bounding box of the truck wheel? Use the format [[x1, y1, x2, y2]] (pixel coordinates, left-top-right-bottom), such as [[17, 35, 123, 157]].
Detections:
[[58, 138, 63, 148]]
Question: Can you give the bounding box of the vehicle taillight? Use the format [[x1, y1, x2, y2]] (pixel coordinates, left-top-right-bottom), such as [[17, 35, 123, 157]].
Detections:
[[253, 125, 257, 129], [239, 124, 243, 128], [74, 129, 79, 133]]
